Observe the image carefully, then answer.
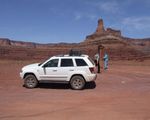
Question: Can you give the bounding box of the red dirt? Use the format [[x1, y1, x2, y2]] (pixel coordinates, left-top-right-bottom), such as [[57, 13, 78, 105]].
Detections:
[[0, 60, 150, 120]]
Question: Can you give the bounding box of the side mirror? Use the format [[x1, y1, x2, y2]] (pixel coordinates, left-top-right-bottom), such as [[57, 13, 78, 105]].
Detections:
[[42, 64, 48, 68]]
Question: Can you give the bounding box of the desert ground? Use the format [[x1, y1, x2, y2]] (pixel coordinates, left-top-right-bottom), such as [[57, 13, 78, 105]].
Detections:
[[0, 60, 150, 120]]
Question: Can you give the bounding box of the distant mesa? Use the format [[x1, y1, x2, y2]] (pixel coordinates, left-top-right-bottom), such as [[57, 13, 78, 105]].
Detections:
[[0, 38, 11, 46], [0, 38, 36, 48]]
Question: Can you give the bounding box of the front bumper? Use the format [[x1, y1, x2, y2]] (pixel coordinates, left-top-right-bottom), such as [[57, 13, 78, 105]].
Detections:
[[20, 72, 24, 79]]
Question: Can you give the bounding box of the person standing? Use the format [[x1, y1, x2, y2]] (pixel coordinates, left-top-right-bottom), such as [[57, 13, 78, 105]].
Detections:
[[103, 53, 109, 70], [94, 53, 100, 73]]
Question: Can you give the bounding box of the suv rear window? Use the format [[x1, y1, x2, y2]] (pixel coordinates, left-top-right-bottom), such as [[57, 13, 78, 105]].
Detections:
[[61, 59, 74, 67], [75, 59, 88, 66]]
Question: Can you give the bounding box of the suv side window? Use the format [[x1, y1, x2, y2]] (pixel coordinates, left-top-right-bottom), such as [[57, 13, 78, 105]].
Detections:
[[61, 59, 73, 67], [44, 59, 59, 67], [75, 59, 88, 66]]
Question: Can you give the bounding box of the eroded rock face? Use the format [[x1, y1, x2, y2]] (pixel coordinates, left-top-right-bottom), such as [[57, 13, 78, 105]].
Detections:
[[0, 38, 11, 46], [106, 28, 121, 36], [10, 41, 36, 48], [0, 38, 36, 48]]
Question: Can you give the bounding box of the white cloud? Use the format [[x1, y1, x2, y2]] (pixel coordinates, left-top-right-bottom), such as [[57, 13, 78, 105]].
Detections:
[[96, 1, 120, 13], [74, 12, 97, 21], [87, 14, 97, 20], [122, 17, 150, 30], [74, 13, 82, 20]]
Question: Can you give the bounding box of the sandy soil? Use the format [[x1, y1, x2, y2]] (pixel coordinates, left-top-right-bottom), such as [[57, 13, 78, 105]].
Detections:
[[0, 60, 150, 120]]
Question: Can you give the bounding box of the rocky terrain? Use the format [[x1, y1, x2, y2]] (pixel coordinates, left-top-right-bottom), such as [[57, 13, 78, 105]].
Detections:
[[0, 19, 150, 60]]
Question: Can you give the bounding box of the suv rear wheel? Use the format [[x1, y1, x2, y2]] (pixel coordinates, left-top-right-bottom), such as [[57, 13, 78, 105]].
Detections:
[[70, 76, 85, 90], [24, 74, 38, 88]]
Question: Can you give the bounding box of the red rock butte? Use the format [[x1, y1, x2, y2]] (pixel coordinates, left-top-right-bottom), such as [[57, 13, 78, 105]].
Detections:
[[85, 19, 121, 43], [96, 19, 105, 33]]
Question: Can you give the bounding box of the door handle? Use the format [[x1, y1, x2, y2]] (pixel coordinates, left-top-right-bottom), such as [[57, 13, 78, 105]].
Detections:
[[69, 69, 74, 71], [53, 70, 57, 72]]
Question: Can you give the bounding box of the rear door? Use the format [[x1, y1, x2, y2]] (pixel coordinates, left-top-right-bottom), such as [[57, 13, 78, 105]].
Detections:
[[57, 58, 75, 81]]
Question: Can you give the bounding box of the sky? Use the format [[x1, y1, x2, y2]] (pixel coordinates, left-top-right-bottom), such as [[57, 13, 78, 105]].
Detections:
[[0, 0, 150, 43]]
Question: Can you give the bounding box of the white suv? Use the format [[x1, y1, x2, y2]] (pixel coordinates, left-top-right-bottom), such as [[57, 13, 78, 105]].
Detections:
[[20, 54, 97, 90]]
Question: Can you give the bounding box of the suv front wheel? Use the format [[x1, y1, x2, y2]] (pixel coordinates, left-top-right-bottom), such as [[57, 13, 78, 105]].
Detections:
[[24, 74, 38, 88], [70, 76, 85, 90]]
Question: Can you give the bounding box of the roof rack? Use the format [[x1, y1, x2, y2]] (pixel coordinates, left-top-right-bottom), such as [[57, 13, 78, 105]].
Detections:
[[69, 49, 82, 56], [55, 54, 65, 57]]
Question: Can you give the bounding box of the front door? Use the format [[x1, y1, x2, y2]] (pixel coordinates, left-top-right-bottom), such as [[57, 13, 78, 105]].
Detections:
[[38, 58, 61, 81], [38, 58, 75, 81]]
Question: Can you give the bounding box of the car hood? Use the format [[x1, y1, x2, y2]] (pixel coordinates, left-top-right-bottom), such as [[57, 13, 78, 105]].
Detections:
[[22, 63, 40, 70]]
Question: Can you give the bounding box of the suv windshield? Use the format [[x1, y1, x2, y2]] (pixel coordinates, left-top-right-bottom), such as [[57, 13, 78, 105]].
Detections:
[[38, 57, 51, 66], [44, 59, 59, 67]]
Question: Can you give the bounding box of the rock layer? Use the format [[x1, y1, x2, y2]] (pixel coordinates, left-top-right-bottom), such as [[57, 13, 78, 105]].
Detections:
[[0, 19, 150, 60]]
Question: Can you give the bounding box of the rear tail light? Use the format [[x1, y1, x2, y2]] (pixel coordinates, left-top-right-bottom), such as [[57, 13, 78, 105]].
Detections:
[[89, 67, 95, 73]]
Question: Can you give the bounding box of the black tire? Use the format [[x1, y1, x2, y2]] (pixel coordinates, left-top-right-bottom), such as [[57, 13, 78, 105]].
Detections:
[[24, 74, 38, 88], [70, 76, 85, 90]]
